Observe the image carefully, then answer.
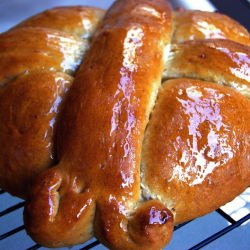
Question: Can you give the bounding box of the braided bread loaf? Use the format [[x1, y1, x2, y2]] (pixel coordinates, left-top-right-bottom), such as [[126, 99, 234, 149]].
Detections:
[[0, 7, 104, 198], [0, 1, 250, 249]]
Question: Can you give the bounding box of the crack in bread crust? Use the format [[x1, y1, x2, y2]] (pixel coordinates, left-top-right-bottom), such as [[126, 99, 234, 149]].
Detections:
[[163, 39, 250, 98]]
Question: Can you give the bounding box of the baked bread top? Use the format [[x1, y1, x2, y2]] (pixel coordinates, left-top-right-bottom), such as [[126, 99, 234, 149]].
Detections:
[[0, 7, 104, 198], [0, 1, 249, 249]]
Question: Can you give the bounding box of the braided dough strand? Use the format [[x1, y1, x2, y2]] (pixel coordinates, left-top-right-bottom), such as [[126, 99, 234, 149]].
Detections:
[[24, 0, 175, 249]]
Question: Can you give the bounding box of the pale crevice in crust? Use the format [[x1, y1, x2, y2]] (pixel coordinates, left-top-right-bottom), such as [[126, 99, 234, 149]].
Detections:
[[59, 38, 89, 76], [162, 71, 250, 99], [162, 43, 250, 99], [163, 43, 250, 98], [139, 35, 177, 219], [138, 15, 179, 218], [0, 70, 74, 89]]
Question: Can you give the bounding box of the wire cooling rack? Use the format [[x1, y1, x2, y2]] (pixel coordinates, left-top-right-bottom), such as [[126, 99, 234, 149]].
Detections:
[[0, 188, 249, 250]]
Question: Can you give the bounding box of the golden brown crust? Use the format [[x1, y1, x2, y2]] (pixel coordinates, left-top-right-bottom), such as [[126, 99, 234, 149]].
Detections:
[[0, 72, 72, 198], [24, 167, 95, 246], [0, 27, 84, 82], [164, 39, 250, 97], [0, 2, 249, 250], [0, 7, 104, 198], [12, 6, 105, 39], [173, 10, 250, 45], [24, 0, 174, 249], [128, 200, 174, 248], [142, 78, 250, 224]]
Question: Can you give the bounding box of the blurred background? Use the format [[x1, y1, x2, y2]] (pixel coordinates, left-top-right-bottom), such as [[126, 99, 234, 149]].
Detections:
[[0, 0, 249, 250]]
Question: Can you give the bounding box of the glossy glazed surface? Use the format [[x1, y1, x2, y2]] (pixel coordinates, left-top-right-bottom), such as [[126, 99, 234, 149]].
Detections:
[[0, 7, 104, 198], [0, 27, 84, 82], [13, 6, 105, 39], [142, 79, 250, 223], [0, 1, 249, 250], [173, 10, 250, 45], [0, 72, 72, 197], [25, 0, 174, 249], [164, 39, 250, 98]]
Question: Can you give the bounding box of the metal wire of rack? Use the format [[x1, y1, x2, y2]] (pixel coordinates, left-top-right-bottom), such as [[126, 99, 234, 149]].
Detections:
[[0, 188, 249, 250]]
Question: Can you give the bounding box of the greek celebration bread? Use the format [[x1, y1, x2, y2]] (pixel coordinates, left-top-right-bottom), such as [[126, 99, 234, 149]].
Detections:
[[0, 1, 249, 249]]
